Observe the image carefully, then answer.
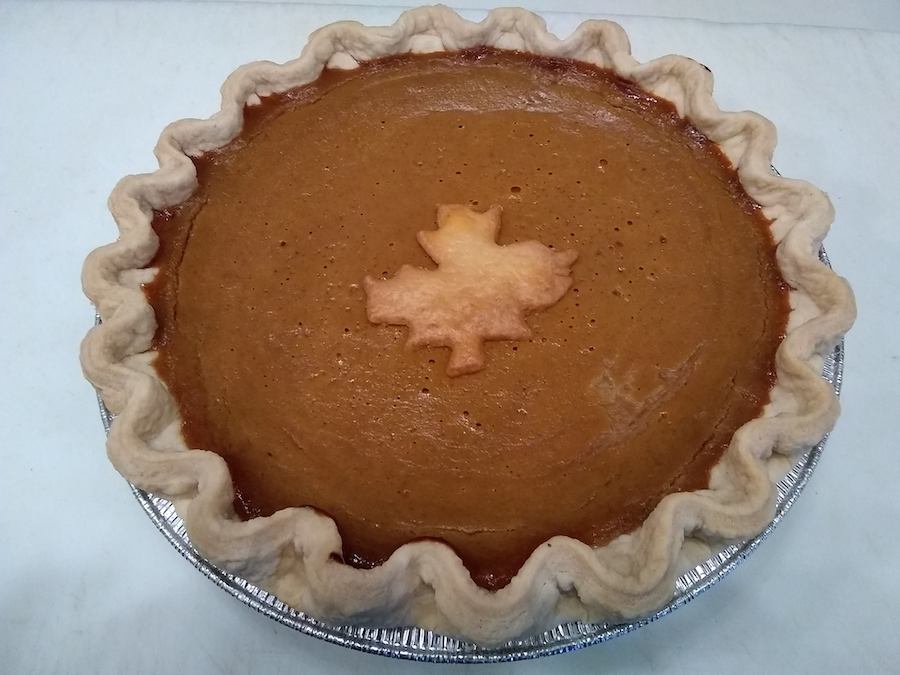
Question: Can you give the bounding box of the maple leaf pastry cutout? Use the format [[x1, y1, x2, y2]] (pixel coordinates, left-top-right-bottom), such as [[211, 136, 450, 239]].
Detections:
[[364, 204, 578, 376]]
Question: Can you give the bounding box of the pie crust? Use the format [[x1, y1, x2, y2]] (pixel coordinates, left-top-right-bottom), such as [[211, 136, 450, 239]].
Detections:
[[81, 6, 856, 643]]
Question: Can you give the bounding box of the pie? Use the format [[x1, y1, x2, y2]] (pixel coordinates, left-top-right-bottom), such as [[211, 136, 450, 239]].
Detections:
[[81, 7, 855, 643], [145, 47, 790, 589]]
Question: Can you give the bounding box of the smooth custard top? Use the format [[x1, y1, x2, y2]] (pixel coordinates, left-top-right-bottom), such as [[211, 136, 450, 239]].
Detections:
[[146, 49, 788, 589]]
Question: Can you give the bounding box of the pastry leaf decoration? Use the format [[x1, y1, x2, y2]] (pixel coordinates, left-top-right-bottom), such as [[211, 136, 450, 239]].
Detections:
[[364, 204, 578, 376]]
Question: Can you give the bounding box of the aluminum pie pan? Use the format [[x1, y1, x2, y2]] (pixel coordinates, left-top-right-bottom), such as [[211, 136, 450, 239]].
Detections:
[[94, 247, 844, 663]]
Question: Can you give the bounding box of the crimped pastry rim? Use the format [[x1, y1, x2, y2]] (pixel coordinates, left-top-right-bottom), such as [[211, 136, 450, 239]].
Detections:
[[80, 5, 856, 644]]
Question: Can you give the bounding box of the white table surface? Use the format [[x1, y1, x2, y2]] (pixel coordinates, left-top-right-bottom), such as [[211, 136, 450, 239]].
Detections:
[[2, 1, 899, 673]]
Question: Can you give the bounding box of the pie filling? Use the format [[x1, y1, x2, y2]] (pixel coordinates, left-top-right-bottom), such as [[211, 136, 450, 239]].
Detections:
[[145, 49, 789, 590]]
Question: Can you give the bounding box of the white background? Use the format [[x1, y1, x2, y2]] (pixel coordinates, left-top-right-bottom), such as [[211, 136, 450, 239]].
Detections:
[[2, 1, 899, 673]]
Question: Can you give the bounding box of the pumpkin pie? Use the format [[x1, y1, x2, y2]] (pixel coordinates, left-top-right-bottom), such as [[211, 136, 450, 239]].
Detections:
[[81, 7, 855, 643]]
